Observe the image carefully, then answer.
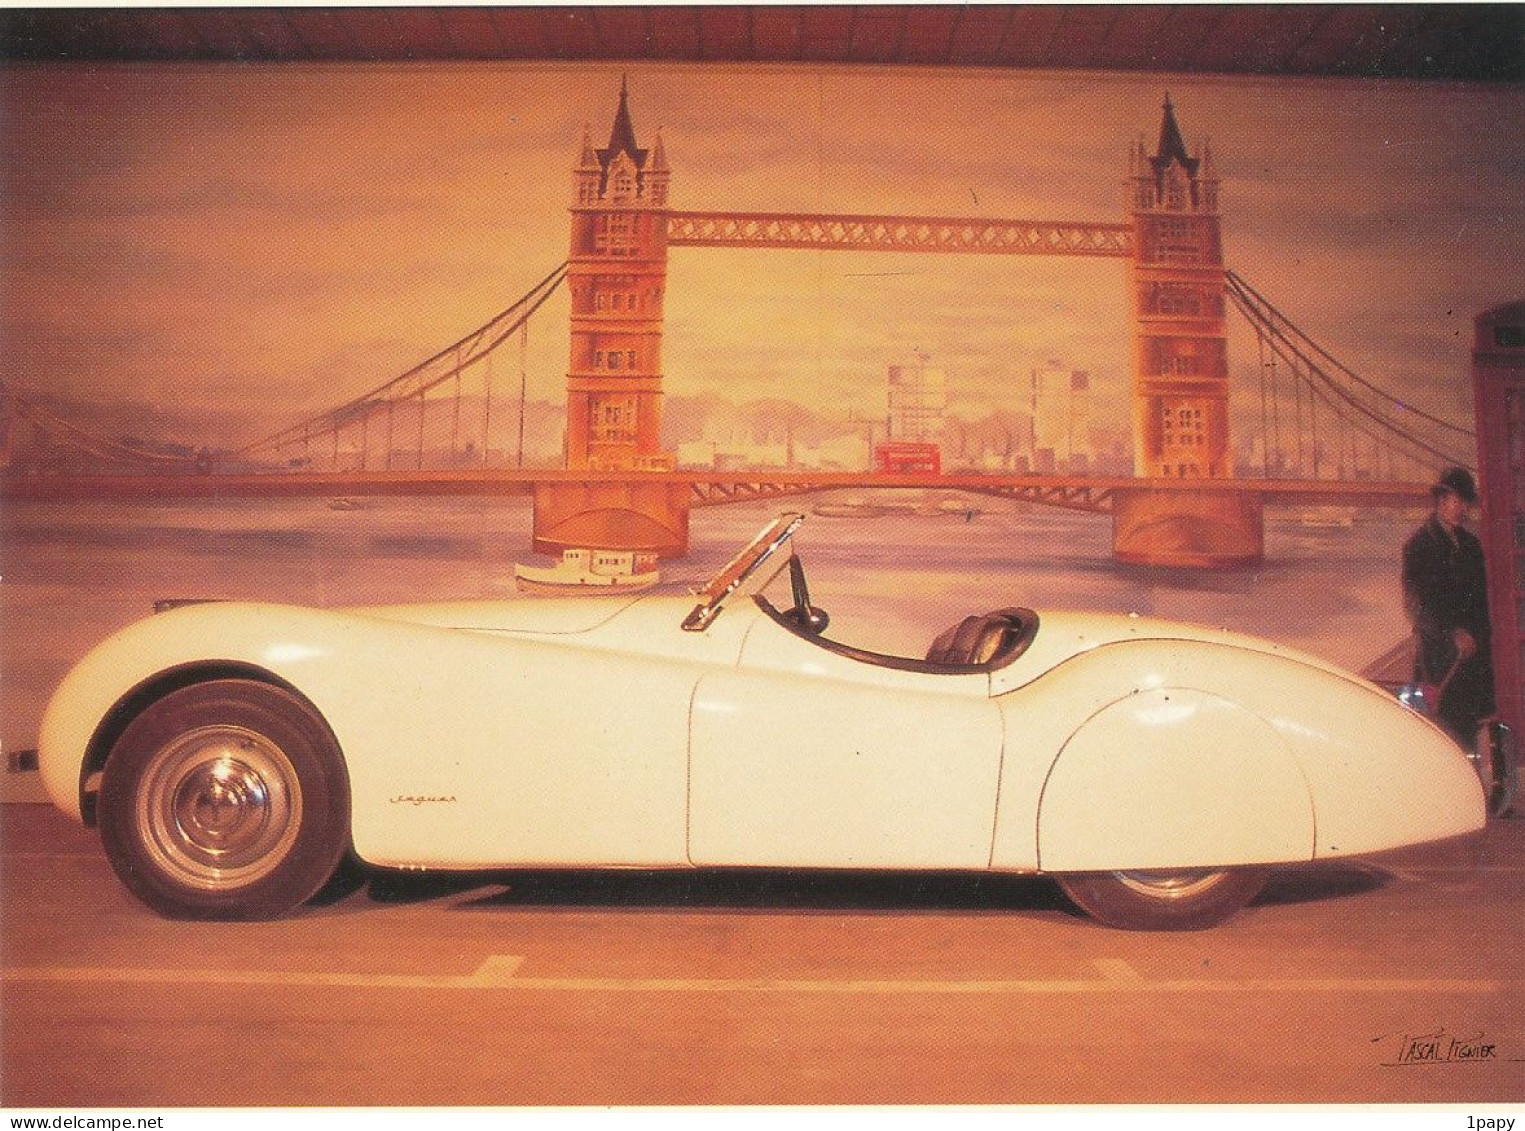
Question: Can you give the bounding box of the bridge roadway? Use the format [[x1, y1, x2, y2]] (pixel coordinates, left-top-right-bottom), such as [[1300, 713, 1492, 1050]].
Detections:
[[0, 469, 1432, 512]]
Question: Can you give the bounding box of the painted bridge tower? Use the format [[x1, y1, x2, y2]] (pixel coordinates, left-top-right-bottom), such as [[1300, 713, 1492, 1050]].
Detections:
[[565, 78, 673, 472], [532, 79, 689, 563], [1112, 96, 1262, 566]]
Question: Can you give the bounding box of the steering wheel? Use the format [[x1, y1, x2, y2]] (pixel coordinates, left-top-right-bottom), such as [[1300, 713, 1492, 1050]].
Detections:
[[785, 554, 830, 636]]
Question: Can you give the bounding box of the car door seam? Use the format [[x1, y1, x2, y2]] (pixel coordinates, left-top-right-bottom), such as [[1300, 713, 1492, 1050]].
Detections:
[[986, 675, 1005, 870], [686, 614, 762, 868], [685, 674, 702, 868]]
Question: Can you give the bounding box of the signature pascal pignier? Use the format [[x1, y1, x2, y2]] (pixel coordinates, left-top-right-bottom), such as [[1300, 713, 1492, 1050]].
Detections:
[[1374, 1027, 1501, 1067]]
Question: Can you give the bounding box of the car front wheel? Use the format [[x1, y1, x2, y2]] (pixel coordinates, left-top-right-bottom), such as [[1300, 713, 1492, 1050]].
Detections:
[[99, 679, 351, 919], [1056, 867, 1267, 930]]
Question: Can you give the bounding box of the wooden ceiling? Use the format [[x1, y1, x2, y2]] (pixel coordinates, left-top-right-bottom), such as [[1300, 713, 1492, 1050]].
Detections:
[[0, 5, 1519, 81]]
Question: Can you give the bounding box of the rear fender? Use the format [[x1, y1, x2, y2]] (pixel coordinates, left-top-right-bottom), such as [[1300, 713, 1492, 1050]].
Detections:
[[1035, 687, 1314, 871], [990, 638, 1483, 872]]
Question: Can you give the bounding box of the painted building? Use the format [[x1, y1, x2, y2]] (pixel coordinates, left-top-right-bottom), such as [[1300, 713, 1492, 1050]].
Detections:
[[1126, 96, 1231, 479], [886, 352, 948, 445], [876, 351, 946, 473], [565, 78, 674, 473], [1029, 359, 1094, 474]]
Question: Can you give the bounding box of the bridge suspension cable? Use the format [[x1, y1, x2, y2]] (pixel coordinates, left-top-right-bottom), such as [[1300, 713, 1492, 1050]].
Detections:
[[238, 263, 568, 469], [2, 383, 199, 469], [1225, 270, 1475, 479]]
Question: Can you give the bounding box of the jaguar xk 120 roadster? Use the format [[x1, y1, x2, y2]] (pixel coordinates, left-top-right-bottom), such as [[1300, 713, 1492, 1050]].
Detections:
[[36, 513, 1486, 928]]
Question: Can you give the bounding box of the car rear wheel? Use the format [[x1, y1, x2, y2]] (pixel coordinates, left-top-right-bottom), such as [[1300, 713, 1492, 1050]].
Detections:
[[1056, 866, 1267, 930], [99, 679, 350, 919]]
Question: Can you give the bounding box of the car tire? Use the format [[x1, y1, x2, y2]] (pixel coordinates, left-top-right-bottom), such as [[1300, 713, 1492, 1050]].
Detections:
[[1055, 867, 1267, 930], [98, 679, 351, 920]]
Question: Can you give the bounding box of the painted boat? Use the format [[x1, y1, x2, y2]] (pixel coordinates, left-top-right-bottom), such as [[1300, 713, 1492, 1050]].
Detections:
[[514, 548, 659, 595]]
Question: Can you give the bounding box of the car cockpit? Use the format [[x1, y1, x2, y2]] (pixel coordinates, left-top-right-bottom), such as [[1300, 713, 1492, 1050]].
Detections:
[[686, 513, 1037, 674]]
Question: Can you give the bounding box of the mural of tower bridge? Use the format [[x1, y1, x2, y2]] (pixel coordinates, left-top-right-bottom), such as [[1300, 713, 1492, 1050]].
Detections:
[[542, 79, 1249, 570], [2, 80, 1469, 571], [533, 78, 1462, 572]]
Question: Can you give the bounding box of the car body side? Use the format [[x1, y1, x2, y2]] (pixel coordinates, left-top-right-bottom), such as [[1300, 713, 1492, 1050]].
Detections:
[[37, 594, 1485, 877]]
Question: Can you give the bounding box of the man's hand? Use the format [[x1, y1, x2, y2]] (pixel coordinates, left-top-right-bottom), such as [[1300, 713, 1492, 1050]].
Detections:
[[1454, 627, 1478, 660]]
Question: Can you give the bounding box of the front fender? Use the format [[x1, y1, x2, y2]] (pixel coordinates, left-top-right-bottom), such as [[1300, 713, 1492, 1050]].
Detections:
[[36, 603, 372, 821]]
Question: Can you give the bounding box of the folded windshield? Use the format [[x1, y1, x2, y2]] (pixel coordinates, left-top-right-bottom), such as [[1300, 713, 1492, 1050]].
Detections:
[[681, 513, 804, 632]]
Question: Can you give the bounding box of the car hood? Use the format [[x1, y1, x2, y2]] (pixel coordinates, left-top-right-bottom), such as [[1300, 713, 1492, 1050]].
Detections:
[[350, 592, 761, 667], [994, 609, 1369, 696], [352, 595, 655, 635]]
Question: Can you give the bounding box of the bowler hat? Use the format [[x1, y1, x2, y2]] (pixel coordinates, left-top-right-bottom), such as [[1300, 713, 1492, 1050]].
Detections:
[[1432, 466, 1478, 504]]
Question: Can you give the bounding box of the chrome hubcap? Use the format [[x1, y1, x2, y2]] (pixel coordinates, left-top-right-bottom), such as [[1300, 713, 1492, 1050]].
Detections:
[[138, 725, 301, 889], [1114, 869, 1226, 900]]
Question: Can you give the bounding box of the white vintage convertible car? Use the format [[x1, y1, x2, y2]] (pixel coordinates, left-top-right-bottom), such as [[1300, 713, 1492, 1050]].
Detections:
[[36, 513, 1487, 929]]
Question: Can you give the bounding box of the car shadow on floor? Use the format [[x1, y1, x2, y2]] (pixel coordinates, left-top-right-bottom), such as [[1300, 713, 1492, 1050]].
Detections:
[[357, 867, 1077, 916], [1253, 862, 1390, 907], [311, 859, 1392, 918]]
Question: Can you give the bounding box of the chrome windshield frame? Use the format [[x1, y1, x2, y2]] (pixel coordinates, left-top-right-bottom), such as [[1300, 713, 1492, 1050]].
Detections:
[[681, 512, 805, 632]]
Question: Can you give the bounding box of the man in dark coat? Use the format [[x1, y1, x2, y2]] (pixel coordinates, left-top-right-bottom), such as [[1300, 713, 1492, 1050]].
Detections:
[[1402, 466, 1495, 743]]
